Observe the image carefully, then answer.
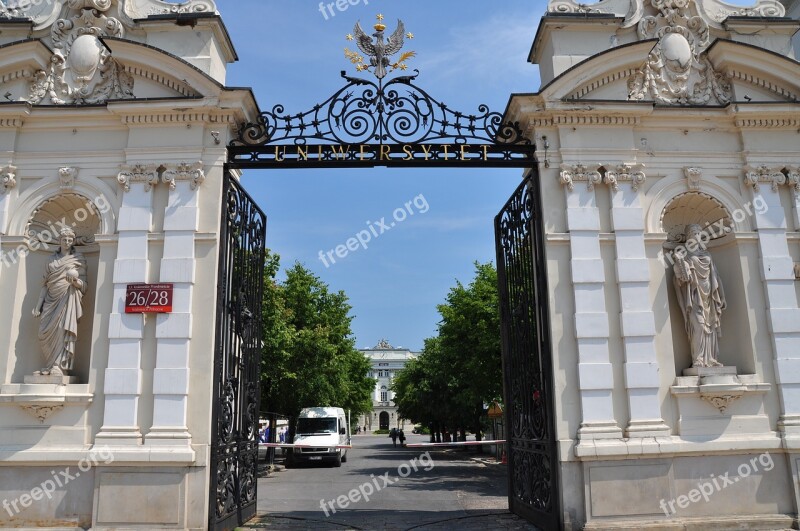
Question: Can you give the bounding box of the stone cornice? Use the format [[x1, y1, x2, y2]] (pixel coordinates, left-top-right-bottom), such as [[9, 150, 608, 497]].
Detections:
[[0, 118, 24, 128], [122, 65, 199, 98], [120, 112, 236, 125]]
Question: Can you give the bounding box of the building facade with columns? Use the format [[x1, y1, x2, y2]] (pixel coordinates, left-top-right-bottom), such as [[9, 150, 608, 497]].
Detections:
[[504, 0, 800, 527], [0, 1, 257, 529], [357, 340, 419, 432]]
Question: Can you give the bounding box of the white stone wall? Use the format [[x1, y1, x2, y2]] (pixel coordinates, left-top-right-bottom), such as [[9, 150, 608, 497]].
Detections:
[[0, 2, 256, 528], [511, 0, 800, 526]]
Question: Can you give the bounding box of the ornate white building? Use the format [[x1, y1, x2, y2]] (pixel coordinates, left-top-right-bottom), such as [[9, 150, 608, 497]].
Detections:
[[503, 0, 800, 527], [0, 1, 259, 529], [357, 340, 419, 432]]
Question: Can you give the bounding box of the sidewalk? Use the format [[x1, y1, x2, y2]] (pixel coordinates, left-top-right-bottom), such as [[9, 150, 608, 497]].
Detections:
[[239, 511, 539, 530]]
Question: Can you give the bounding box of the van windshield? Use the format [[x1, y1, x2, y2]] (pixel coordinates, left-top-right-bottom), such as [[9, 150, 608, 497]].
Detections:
[[297, 418, 338, 434]]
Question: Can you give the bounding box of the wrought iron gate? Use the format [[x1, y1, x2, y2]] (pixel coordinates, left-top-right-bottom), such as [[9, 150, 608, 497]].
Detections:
[[495, 171, 560, 530], [209, 172, 267, 531]]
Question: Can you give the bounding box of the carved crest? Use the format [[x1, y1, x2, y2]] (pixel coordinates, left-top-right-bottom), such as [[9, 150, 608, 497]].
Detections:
[[628, 0, 731, 105], [25, 1, 134, 105]]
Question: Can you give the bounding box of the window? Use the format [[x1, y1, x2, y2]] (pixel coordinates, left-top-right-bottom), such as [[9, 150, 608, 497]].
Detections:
[[296, 418, 337, 435], [381, 391, 388, 402]]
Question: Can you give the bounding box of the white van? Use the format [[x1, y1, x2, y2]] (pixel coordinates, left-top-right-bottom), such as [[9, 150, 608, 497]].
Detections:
[[289, 407, 350, 467]]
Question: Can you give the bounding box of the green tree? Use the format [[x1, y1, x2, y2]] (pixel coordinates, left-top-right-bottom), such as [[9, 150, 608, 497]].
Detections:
[[261, 256, 374, 434], [393, 262, 502, 443], [437, 261, 502, 440]]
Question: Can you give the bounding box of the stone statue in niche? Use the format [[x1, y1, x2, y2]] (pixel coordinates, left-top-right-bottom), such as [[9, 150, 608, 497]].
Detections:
[[672, 224, 727, 368], [31, 227, 87, 376]]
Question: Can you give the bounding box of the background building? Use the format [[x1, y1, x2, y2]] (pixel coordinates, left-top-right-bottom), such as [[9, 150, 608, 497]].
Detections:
[[358, 340, 419, 432]]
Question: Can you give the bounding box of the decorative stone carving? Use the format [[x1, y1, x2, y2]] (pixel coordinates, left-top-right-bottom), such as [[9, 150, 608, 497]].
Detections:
[[744, 165, 786, 192], [672, 224, 727, 368], [25, 2, 134, 105], [0, 0, 63, 29], [559, 163, 602, 192], [794, 263, 800, 280], [628, 0, 731, 105], [605, 163, 646, 192], [547, 0, 784, 29], [32, 228, 87, 377], [786, 166, 800, 194], [122, 0, 216, 17], [19, 404, 64, 422], [58, 167, 78, 188], [710, 0, 785, 22], [0, 165, 16, 193], [701, 394, 741, 413], [163, 162, 205, 191], [118, 163, 158, 192], [684, 167, 702, 190], [375, 339, 394, 349]]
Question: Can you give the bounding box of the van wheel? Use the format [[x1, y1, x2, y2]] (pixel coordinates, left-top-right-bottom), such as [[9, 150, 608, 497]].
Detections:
[[333, 452, 342, 467], [341, 451, 347, 463]]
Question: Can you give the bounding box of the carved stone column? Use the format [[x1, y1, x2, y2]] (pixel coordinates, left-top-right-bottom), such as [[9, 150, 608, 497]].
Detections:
[[744, 165, 800, 437], [94, 164, 158, 447], [560, 164, 623, 441], [606, 164, 670, 437], [145, 162, 204, 447]]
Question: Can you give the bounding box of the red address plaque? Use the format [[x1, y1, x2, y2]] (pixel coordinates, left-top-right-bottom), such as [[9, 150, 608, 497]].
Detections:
[[125, 284, 174, 313]]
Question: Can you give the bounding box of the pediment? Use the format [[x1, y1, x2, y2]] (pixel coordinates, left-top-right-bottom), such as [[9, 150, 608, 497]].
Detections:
[[0, 37, 220, 104], [547, 39, 800, 104]]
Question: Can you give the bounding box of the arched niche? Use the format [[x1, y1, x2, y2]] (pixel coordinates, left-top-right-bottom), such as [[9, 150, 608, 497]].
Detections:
[[8, 192, 105, 384], [660, 191, 754, 375]]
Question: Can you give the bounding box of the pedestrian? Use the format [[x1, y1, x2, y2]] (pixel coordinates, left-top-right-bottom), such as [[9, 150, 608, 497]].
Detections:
[[398, 429, 406, 447], [390, 427, 397, 447]]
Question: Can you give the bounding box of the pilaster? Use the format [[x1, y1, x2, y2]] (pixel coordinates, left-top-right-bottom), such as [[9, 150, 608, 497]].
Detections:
[[144, 163, 204, 446], [560, 163, 623, 441], [744, 165, 800, 438], [94, 164, 158, 447], [606, 165, 671, 437]]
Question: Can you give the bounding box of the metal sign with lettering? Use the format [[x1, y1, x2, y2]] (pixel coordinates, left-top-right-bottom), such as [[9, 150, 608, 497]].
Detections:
[[125, 284, 174, 314]]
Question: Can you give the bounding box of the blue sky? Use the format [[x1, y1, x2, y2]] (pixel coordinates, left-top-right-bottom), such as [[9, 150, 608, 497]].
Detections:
[[217, 1, 545, 351]]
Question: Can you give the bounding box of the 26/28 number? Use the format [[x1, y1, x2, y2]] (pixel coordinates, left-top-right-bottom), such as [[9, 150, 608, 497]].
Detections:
[[127, 289, 170, 308]]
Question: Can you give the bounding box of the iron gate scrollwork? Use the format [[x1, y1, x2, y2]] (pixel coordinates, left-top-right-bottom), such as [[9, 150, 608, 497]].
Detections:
[[495, 170, 560, 530], [209, 172, 267, 531]]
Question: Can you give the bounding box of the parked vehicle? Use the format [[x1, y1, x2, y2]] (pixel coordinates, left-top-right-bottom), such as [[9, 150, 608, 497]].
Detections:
[[287, 407, 350, 467]]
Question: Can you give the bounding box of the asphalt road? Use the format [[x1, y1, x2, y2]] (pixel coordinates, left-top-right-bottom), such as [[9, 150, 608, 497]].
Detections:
[[250, 433, 537, 530]]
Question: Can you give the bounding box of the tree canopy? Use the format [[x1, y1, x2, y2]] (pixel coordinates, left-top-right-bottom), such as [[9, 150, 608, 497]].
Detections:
[[392, 262, 502, 439], [260, 254, 374, 428]]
